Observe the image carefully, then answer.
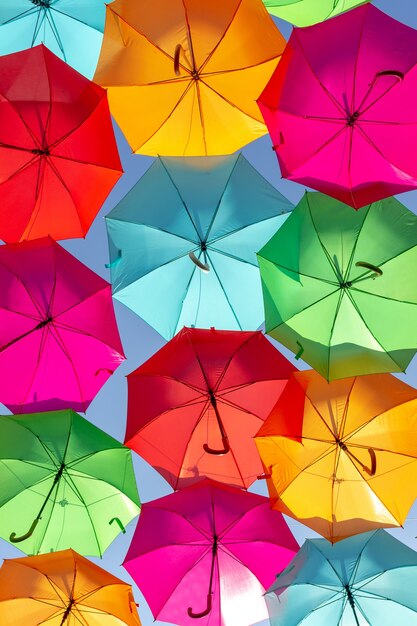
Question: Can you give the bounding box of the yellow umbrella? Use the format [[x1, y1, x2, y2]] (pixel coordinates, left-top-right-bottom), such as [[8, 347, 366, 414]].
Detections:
[[94, 0, 285, 156], [255, 370, 417, 542]]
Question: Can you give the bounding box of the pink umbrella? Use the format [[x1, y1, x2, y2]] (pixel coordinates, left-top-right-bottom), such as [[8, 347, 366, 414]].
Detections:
[[0, 237, 124, 413], [123, 479, 298, 626], [258, 4, 417, 208]]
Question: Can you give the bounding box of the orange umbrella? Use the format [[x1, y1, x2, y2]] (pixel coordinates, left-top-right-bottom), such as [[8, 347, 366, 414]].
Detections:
[[255, 370, 417, 542], [0, 549, 141, 625], [94, 0, 285, 156]]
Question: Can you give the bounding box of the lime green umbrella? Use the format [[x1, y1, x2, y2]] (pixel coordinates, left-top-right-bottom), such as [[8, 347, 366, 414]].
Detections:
[[263, 0, 369, 27], [258, 193, 417, 380], [0, 409, 140, 556]]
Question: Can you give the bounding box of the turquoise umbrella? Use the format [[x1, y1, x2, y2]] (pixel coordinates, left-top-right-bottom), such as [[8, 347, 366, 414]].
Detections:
[[266, 530, 417, 625], [0, 1, 106, 78], [106, 155, 293, 340]]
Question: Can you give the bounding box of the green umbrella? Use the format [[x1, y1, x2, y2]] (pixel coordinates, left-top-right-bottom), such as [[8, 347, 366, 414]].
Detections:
[[0, 409, 140, 556], [263, 0, 369, 27], [258, 193, 417, 380]]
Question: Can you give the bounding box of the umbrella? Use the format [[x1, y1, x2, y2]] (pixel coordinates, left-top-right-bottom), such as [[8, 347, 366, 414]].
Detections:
[[125, 326, 295, 490], [0, 237, 124, 414], [0, 0, 106, 78], [0, 548, 141, 625], [106, 154, 293, 339], [0, 409, 140, 556], [257, 192, 417, 381], [266, 529, 417, 626], [258, 4, 417, 208], [124, 479, 298, 626], [262, 0, 369, 27], [94, 0, 285, 156], [0, 44, 122, 243], [255, 369, 417, 542]]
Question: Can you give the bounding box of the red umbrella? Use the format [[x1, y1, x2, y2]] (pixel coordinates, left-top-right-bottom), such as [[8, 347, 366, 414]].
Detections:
[[125, 327, 295, 489], [0, 237, 124, 413], [0, 44, 122, 242]]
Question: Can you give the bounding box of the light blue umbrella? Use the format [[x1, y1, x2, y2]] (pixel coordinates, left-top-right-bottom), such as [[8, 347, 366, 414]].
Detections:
[[0, 0, 106, 78], [266, 529, 417, 625], [105, 154, 293, 340]]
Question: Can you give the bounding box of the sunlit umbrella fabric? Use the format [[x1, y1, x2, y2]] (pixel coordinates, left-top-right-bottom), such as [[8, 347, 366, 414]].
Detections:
[[94, 0, 285, 155], [124, 480, 298, 626], [0, 45, 122, 242], [266, 530, 417, 626], [0, 549, 141, 625], [258, 192, 417, 380], [125, 326, 295, 489], [255, 370, 417, 542], [0, 237, 124, 413], [0, 409, 140, 556], [262, 0, 369, 27], [258, 4, 417, 208], [106, 154, 293, 339], [0, 0, 106, 78]]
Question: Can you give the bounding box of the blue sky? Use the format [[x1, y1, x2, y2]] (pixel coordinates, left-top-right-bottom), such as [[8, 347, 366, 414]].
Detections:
[[2, 2, 417, 625]]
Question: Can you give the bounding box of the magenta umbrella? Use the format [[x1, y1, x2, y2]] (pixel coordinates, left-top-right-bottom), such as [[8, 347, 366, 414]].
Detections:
[[123, 479, 298, 626], [258, 4, 417, 208], [0, 237, 124, 413]]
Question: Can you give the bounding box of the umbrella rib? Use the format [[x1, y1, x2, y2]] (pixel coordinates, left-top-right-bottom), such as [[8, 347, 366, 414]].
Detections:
[[198, 78, 269, 124], [45, 9, 66, 59], [266, 287, 340, 334], [158, 157, 201, 238], [326, 289, 345, 379], [48, 325, 88, 411], [50, 7, 104, 34], [337, 377, 358, 440], [1, 7, 37, 25], [213, 333, 260, 395], [206, 250, 243, 329], [257, 259, 338, 286], [350, 8, 367, 115], [197, 0, 244, 75], [204, 155, 241, 243], [62, 471, 104, 556], [31, 8, 46, 47], [344, 289, 407, 372], [107, 7, 192, 75], [107, 217, 199, 246], [291, 31, 346, 118], [209, 211, 293, 248], [305, 193, 344, 283]]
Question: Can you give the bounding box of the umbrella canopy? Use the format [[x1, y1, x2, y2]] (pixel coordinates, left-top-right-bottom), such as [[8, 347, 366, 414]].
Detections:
[[125, 327, 295, 490], [0, 548, 141, 625], [0, 1, 106, 78], [266, 530, 417, 626], [94, 0, 285, 156], [124, 479, 298, 626], [255, 369, 417, 542], [262, 0, 369, 27], [0, 409, 140, 556], [258, 4, 417, 208], [0, 237, 124, 414], [106, 154, 293, 339], [0, 44, 122, 243], [257, 192, 417, 381]]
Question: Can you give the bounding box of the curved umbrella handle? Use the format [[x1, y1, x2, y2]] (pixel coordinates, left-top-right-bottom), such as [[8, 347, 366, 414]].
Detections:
[[188, 593, 212, 619], [355, 261, 383, 278], [189, 251, 210, 273], [203, 436, 230, 456], [375, 70, 404, 82], [109, 517, 126, 534], [174, 44, 183, 76], [295, 340, 304, 360], [105, 249, 122, 269], [10, 517, 40, 543], [363, 448, 377, 477]]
